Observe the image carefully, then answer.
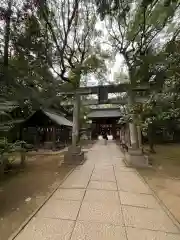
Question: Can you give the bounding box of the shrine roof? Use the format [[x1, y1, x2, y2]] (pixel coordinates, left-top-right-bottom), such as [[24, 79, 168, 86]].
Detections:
[[23, 109, 73, 127], [87, 108, 122, 119], [43, 110, 73, 127]]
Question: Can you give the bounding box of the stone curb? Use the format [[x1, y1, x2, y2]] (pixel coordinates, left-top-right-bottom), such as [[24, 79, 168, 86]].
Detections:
[[27, 147, 68, 156]]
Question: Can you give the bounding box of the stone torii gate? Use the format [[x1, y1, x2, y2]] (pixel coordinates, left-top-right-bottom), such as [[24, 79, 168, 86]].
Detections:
[[59, 83, 148, 165]]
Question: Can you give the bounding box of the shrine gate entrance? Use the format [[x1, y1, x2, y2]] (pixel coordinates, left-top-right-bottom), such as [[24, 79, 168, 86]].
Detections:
[[60, 83, 148, 148], [59, 83, 149, 166], [87, 108, 122, 140]]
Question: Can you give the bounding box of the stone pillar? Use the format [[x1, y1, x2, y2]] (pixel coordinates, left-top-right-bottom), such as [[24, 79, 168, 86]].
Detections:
[[128, 89, 139, 149], [72, 93, 79, 149], [124, 90, 148, 167], [129, 122, 139, 149], [64, 91, 85, 164], [77, 94, 81, 142], [125, 124, 131, 146], [127, 125, 131, 146], [137, 125, 142, 148]]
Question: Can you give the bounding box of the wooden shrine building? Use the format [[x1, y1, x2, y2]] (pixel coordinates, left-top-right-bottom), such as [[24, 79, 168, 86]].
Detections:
[[21, 109, 73, 149], [87, 108, 122, 140]]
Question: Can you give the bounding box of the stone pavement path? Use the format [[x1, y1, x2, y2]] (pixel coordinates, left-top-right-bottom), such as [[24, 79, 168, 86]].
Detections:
[[13, 141, 180, 240]]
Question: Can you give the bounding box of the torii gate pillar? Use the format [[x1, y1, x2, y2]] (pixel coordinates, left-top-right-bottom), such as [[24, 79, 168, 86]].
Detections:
[[64, 92, 85, 165]]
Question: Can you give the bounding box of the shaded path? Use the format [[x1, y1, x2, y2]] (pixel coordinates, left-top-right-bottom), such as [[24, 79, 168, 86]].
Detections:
[[13, 141, 180, 240]]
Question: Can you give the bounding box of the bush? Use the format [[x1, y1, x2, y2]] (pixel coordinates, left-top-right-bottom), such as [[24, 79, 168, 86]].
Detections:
[[0, 138, 27, 177]]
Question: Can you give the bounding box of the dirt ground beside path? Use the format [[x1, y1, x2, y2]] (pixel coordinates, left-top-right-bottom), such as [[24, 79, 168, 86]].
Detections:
[[138, 144, 180, 225], [0, 153, 73, 240], [139, 171, 180, 222]]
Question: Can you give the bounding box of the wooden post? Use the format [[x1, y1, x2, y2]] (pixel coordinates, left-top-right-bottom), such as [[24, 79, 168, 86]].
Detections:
[[52, 126, 56, 150], [20, 142, 26, 167]]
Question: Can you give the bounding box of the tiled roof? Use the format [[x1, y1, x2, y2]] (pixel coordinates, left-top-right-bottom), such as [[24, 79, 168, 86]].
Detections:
[[43, 110, 73, 127]]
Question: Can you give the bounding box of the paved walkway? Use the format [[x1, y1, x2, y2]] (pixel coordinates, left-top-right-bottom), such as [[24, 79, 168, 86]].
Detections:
[[14, 141, 180, 240]]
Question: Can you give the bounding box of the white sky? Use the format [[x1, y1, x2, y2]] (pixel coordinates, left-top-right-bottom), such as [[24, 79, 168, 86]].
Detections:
[[109, 54, 127, 82], [85, 53, 126, 87]]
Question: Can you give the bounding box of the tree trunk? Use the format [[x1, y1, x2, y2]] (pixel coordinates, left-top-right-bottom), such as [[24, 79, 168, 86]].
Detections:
[[3, 0, 12, 82], [0, 157, 5, 180]]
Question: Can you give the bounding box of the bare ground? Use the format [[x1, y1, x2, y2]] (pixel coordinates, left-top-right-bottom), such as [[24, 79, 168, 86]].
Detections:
[[0, 153, 73, 240], [138, 144, 180, 224], [0, 141, 95, 240]]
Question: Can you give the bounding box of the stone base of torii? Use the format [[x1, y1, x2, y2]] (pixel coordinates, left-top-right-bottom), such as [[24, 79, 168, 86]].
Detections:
[[119, 124, 149, 168], [63, 146, 86, 165]]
